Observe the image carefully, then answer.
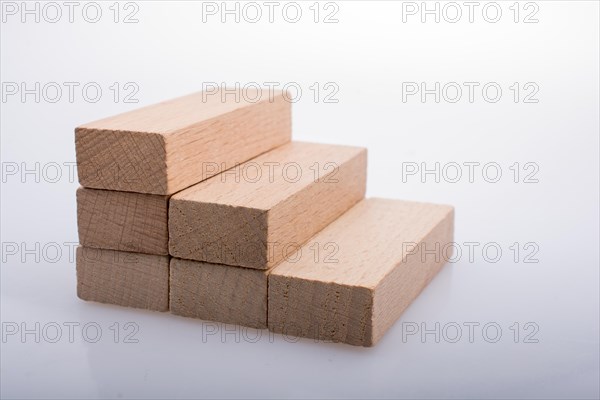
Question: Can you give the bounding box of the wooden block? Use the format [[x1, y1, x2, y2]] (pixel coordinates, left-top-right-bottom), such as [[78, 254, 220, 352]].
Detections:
[[77, 187, 169, 255], [268, 198, 454, 346], [170, 258, 268, 329], [76, 247, 169, 312], [75, 89, 291, 195], [169, 141, 367, 270]]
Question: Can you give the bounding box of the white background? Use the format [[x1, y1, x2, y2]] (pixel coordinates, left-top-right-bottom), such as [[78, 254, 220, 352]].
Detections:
[[1, 1, 599, 399]]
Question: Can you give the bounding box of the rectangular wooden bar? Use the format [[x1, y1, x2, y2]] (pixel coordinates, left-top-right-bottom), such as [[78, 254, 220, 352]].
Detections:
[[77, 187, 169, 255], [76, 247, 169, 312], [168, 141, 367, 270], [170, 258, 269, 329], [268, 198, 454, 347], [75, 89, 291, 195]]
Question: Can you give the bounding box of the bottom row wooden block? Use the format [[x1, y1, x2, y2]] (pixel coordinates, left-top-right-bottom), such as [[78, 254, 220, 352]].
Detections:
[[77, 198, 454, 346], [76, 247, 169, 312], [170, 259, 269, 329]]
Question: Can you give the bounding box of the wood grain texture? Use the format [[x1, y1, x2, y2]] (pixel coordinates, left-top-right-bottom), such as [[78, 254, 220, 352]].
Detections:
[[75, 89, 291, 195], [169, 141, 367, 270], [268, 198, 454, 346], [170, 258, 269, 328], [76, 246, 169, 312], [77, 187, 169, 255]]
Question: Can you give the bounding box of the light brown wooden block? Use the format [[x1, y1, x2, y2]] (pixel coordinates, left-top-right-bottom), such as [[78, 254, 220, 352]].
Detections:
[[170, 258, 268, 328], [76, 247, 169, 312], [169, 141, 367, 270], [76, 187, 169, 255], [75, 89, 291, 195], [268, 198, 454, 347]]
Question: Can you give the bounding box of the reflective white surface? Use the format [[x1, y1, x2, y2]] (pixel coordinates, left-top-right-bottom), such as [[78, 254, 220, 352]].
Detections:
[[1, 1, 598, 399]]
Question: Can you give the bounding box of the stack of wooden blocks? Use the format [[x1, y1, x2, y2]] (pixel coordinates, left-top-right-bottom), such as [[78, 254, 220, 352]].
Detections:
[[75, 89, 454, 346]]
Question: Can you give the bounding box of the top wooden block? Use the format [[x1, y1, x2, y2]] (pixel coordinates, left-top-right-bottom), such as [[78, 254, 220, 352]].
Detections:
[[75, 89, 291, 195]]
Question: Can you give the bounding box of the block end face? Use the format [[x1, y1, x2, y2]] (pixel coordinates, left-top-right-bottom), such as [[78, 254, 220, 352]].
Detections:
[[169, 200, 269, 269], [170, 258, 268, 329], [76, 247, 169, 312], [75, 128, 169, 194], [77, 188, 169, 255], [267, 274, 375, 346]]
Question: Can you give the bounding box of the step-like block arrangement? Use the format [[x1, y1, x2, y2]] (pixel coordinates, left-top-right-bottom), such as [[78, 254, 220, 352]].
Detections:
[[268, 198, 454, 346], [76, 89, 291, 195], [77, 188, 169, 255], [76, 247, 169, 312], [170, 258, 269, 329], [74, 89, 454, 347], [169, 141, 367, 269]]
